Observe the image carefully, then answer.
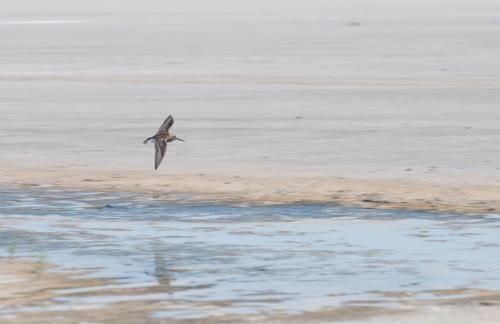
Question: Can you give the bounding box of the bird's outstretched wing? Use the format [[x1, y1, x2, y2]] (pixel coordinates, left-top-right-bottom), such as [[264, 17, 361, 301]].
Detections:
[[157, 115, 174, 134], [154, 139, 167, 170]]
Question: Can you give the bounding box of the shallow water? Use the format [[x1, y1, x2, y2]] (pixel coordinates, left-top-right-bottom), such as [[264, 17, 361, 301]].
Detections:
[[1, 186, 500, 318]]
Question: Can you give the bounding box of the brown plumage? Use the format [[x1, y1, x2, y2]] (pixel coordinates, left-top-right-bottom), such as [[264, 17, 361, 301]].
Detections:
[[143, 115, 184, 169]]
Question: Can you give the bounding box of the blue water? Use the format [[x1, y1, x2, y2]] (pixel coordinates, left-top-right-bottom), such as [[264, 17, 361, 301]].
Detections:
[[1, 186, 500, 318]]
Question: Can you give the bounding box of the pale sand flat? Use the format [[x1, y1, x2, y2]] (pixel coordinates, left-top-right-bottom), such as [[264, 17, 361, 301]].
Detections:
[[2, 1, 500, 213]]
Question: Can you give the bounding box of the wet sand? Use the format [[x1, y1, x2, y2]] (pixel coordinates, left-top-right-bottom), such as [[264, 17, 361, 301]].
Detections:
[[1, 165, 500, 214], [2, 188, 500, 323], [0, 259, 108, 309], [2, 0, 500, 322], [2, 258, 500, 324]]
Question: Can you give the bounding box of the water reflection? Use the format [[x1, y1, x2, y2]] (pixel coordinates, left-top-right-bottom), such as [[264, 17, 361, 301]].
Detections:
[[0, 186, 499, 318], [151, 240, 172, 289]]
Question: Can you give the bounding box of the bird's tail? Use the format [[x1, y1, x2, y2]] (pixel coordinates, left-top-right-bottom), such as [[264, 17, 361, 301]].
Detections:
[[143, 136, 155, 144]]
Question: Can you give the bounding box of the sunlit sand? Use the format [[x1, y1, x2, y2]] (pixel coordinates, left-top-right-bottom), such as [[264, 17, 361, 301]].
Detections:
[[1, 0, 500, 322]]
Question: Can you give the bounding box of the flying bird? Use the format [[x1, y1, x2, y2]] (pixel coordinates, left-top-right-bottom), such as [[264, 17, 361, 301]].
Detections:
[[143, 115, 184, 169]]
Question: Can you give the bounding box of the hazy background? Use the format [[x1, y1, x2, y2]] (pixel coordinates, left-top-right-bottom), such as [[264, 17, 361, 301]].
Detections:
[[1, 0, 499, 180]]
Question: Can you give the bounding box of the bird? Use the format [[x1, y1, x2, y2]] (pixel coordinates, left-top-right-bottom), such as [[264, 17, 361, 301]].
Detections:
[[143, 115, 184, 169]]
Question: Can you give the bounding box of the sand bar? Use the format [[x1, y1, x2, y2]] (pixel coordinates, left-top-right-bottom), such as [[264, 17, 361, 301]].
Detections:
[[2, 0, 500, 212], [1, 164, 500, 214]]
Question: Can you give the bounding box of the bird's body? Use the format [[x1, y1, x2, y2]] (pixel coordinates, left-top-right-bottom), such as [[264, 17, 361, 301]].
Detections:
[[143, 115, 184, 169]]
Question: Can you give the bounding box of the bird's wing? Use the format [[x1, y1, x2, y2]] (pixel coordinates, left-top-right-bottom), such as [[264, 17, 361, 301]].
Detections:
[[154, 139, 167, 170], [157, 115, 174, 134]]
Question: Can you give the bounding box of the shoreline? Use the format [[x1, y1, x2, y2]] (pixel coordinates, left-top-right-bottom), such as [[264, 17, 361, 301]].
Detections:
[[1, 164, 499, 214], [1, 258, 500, 324], [2, 1, 500, 323]]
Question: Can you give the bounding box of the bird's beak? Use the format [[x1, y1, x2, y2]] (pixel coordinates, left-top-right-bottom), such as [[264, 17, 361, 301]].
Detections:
[[176, 137, 185, 142]]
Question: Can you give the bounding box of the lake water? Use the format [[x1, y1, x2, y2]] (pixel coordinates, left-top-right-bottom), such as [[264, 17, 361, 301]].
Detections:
[[1, 186, 499, 319]]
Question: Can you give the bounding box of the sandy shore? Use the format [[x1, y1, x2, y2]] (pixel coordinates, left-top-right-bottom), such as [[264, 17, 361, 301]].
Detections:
[[2, 1, 500, 323], [0, 258, 107, 310], [1, 164, 500, 214], [2, 258, 500, 324], [2, 0, 500, 213]]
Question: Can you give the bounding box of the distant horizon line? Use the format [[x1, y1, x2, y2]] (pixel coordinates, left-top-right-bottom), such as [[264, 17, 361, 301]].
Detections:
[[0, 19, 92, 25]]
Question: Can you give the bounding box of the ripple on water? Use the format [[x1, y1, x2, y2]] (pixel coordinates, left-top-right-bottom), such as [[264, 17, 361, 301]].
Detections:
[[1, 186, 500, 318]]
